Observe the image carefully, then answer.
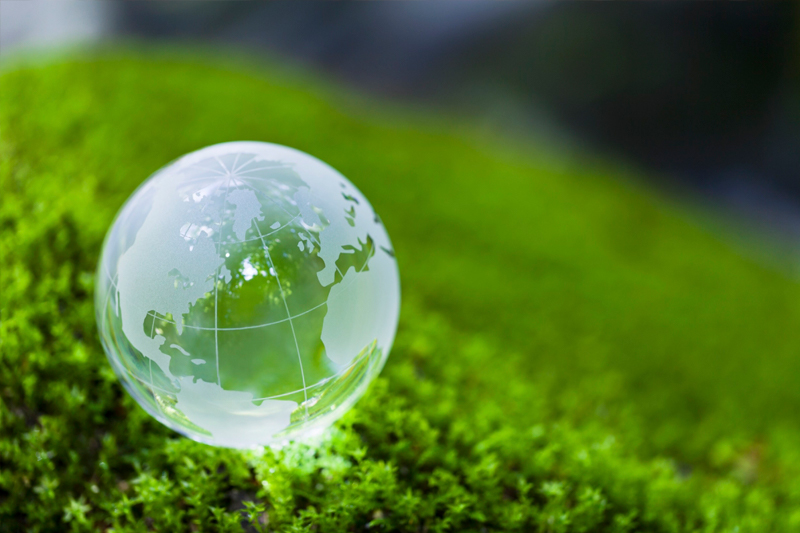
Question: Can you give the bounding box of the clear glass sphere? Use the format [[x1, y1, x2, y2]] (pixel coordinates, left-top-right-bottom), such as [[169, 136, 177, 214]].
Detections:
[[95, 142, 400, 448]]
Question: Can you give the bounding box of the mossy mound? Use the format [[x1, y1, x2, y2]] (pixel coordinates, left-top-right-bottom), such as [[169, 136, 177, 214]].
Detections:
[[2, 50, 800, 532]]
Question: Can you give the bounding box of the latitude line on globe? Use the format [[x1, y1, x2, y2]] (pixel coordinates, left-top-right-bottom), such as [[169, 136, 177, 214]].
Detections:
[[250, 354, 362, 400], [231, 214, 300, 244], [254, 223, 310, 417], [97, 143, 398, 448], [102, 241, 372, 333], [124, 369, 176, 395], [101, 228, 373, 334], [102, 168, 374, 404], [119, 238, 374, 402], [120, 346, 363, 401], [247, 249, 375, 401]]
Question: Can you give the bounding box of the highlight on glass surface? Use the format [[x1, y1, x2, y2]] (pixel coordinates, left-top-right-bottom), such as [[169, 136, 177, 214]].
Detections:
[[95, 141, 401, 448]]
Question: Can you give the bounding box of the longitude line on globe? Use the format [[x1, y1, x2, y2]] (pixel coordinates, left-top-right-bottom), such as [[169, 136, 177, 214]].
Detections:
[[248, 246, 375, 401], [102, 186, 368, 333], [232, 166, 287, 176], [213, 166, 233, 388], [228, 155, 269, 174], [148, 315, 163, 414], [177, 179, 300, 244], [236, 179, 354, 333], [238, 176, 348, 281], [254, 222, 310, 417], [180, 173, 229, 240], [182, 158, 229, 178], [235, 214, 299, 244], [230, 153, 241, 174], [179, 174, 228, 187], [212, 156, 228, 174], [189, 167, 226, 177], [233, 154, 256, 172]]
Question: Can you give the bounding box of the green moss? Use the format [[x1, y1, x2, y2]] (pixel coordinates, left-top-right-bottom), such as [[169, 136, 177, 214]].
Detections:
[[2, 49, 800, 532]]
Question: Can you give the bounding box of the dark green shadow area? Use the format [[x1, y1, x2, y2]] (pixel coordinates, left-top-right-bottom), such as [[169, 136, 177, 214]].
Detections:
[[2, 47, 799, 531]]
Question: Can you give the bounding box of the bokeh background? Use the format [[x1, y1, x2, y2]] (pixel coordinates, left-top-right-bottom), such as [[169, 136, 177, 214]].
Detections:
[[3, 1, 800, 531], [5, 1, 800, 243]]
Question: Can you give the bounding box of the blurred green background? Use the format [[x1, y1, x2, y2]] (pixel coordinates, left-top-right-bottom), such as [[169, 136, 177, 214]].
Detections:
[[2, 3, 800, 532]]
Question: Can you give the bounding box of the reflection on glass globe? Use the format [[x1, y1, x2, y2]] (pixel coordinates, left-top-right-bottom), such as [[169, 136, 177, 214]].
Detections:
[[95, 142, 400, 448]]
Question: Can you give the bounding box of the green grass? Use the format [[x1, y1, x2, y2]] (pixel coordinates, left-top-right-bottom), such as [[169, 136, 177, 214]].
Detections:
[[2, 48, 800, 532]]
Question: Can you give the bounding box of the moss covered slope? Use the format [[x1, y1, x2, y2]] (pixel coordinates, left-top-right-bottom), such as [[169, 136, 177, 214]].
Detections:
[[2, 51, 800, 532]]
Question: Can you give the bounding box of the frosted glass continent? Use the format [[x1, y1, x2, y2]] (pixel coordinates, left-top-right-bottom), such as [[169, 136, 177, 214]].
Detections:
[[95, 142, 400, 448]]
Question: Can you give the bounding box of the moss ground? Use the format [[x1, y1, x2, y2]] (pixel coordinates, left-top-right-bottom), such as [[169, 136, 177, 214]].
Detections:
[[2, 49, 800, 532]]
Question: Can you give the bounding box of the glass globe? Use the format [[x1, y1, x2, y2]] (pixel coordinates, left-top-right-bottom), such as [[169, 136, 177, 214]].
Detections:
[[95, 142, 400, 448]]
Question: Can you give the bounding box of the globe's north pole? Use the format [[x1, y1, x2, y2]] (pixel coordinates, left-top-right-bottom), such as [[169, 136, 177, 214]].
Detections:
[[95, 142, 400, 448]]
